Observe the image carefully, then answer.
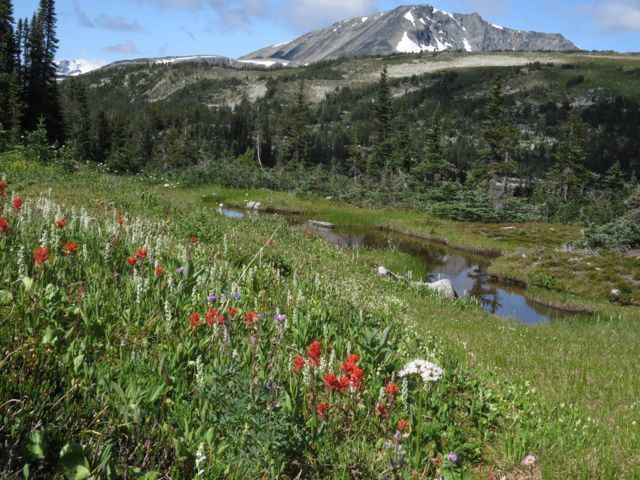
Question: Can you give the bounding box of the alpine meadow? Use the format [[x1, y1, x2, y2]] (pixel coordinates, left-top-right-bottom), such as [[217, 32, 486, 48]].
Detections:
[[0, 1, 639, 479]]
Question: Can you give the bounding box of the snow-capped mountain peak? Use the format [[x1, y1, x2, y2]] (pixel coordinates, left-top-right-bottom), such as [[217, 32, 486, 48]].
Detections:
[[56, 59, 104, 77]]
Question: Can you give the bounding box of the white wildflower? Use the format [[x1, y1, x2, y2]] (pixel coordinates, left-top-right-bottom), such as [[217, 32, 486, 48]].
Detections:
[[195, 355, 204, 389], [194, 443, 206, 479], [398, 359, 444, 383]]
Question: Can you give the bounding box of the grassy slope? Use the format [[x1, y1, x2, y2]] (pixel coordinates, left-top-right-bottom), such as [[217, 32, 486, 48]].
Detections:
[[4, 156, 638, 478]]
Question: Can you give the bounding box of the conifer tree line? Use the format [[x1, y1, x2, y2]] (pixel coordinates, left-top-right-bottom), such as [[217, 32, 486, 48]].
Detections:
[[0, 0, 61, 141]]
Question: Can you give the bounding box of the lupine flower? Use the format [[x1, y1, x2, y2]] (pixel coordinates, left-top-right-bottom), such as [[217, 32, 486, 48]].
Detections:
[[190, 312, 201, 327], [127, 257, 137, 265], [307, 341, 322, 364], [13, 196, 23, 211], [33, 246, 49, 266], [274, 313, 286, 322], [135, 249, 148, 259], [397, 419, 409, 432], [176, 266, 185, 274], [0, 219, 11, 235], [55, 218, 67, 229], [35, 204, 44, 213], [315, 403, 330, 416], [446, 453, 458, 463], [292, 356, 305, 373], [154, 267, 164, 276], [523, 455, 537, 466], [63, 242, 80, 255], [207, 294, 219, 303], [385, 382, 399, 396]]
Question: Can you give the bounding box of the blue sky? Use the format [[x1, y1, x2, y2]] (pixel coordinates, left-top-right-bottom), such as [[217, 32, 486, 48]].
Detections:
[[14, 0, 640, 67]]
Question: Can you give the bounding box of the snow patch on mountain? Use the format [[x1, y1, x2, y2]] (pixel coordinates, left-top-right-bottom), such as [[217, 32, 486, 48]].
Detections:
[[56, 59, 104, 77], [463, 38, 473, 52], [404, 10, 416, 26]]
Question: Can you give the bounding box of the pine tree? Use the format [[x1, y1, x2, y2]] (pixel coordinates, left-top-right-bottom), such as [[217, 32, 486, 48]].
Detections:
[[471, 78, 518, 189], [413, 104, 452, 184], [0, 0, 18, 133], [603, 160, 625, 197], [370, 65, 392, 174], [548, 110, 587, 201], [63, 78, 91, 159], [285, 80, 309, 167]]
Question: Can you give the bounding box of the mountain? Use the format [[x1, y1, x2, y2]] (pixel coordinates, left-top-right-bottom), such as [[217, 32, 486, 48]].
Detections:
[[56, 59, 103, 77], [243, 4, 578, 65]]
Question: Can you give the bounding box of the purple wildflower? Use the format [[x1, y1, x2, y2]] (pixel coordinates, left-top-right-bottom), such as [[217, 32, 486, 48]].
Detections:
[[232, 292, 241, 301], [446, 453, 458, 463], [176, 266, 185, 274], [383, 441, 393, 449], [35, 204, 44, 213], [274, 313, 286, 322], [207, 294, 219, 303], [523, 455, 537, 466]]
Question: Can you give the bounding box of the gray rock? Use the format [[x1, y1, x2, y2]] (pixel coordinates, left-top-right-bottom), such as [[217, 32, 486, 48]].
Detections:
[[243, 4, 577, 66], [423, 279, 458, 299]]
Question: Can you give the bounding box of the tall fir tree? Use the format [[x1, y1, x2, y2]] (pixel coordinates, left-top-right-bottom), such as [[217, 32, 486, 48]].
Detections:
[[548, 110, 588, 201], [0, 0, 19, 134], [370, 65, 392, 175], [471, 77, 518, 189], [413, 104, 452, 184], [285, 80, 309, 168]]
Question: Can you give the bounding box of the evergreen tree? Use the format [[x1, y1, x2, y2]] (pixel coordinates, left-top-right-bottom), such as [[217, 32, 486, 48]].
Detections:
[[603, 160, 625, 197], [387, 112, 413, 174], [471, 78, 518, 189], [63, 78, 91, 159], [0, 0, 18, 134], [548, 110, 587, 201], [284, 80, 309, 167], [370, 65, 392, 174], [413, 104, 452, 184]]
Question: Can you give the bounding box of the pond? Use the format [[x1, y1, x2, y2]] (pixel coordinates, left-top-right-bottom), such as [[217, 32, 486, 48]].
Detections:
[[218, 207, 576, 325]]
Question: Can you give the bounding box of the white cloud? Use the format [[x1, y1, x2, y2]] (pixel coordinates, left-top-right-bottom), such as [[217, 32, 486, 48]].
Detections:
[[103, 41, 141, 55], [590, 0, 640, 32], [280, 0, 378, 31]]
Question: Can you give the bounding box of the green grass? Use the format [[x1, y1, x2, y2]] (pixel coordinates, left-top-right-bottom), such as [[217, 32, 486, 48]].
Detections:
[[2, 157, 639, 478]]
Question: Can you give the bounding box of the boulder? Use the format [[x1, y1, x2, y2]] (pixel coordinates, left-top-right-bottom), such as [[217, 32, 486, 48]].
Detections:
[[423, 279, 458, 299], [377, 266, 389, 277]]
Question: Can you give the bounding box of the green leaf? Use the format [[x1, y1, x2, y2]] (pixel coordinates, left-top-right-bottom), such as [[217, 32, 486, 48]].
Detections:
[[25, 431, 46, 460], [22, 277, 34, 292], [58, 442, 91, 480], [0, 290, 13, 305]]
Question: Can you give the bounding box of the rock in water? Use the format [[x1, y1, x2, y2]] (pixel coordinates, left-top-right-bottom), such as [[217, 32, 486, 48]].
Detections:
[[425, 279, 458, 299]]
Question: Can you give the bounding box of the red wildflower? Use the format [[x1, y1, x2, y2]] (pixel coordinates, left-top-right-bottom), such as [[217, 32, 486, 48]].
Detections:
[[154, 266, 164, 276], [0, 178, 5, 196], [206, 309, 218, 327], [267, 238, 274, 246], [385, 382, 399, 396], [0, 219, 11, 235], [341, 360, 356, 375], [190, 235, 198, 244], [13, 196, 23, 211], [315, 403, 330, 416], [307, 340, 322, 364], [227, 307, 238, 316], [117, 217, 125, 225], [432, 457, 442, 466], [216, 315, 225, 325], [397, 419, 409, 432], [63, 242, 80, 255], [33, 246, 49, 266], [189, 312, 201, 327], [347, 354, 360, 364], [292, 355, 305, 373], [135, 249, 147, 259], [244, 311, 258, 328], [375, 403, 386, 416], [323, 373, 340, 390], [55, 218, 67, 229], [338, 376, 351, 392], [127, 257, 137, 265]]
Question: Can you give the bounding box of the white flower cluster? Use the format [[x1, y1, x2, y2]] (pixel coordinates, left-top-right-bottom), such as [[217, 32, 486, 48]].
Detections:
[[398, 359, 444, 383]]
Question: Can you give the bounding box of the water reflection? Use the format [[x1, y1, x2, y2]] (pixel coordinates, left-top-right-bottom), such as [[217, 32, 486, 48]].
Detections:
[[217, 208, 574, 324]]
